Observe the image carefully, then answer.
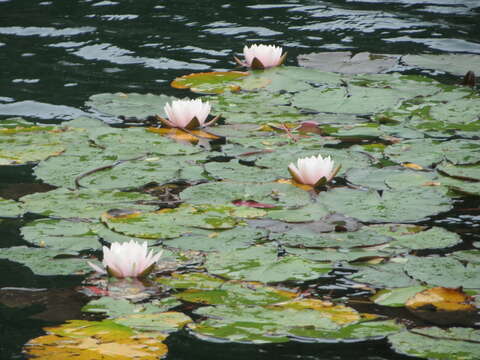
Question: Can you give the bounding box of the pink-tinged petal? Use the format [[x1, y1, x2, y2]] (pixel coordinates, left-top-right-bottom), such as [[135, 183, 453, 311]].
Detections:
[[288, 154, 337, 186], [163, 99, 212, 129], [243, 44, 284, 69], [88, 261, 107, 274], [97, 240, 163, 278]]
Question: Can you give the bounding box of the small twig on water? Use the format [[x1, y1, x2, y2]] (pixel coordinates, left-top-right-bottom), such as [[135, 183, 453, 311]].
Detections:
[[75, 154, 150, 189]]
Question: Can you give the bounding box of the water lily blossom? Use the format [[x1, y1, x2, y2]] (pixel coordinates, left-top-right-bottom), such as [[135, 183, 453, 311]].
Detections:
[[157, 98, 219, 129], [235, 44, 286, 70], [288, 154, 340, 187], [88, 240, 162, 278]]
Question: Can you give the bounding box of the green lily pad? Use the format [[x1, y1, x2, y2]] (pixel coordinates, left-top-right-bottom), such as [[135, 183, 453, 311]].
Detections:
[[271, 226, 391, 249], [204, 245, 332, 283], [318, 187, 452, 223], [21, 219, 101, 253], [348, 260, 420, 288], [0, 120, 74, 165], [292, 73, 439, 115], [0, 246, 93, 276], [166, 226, 267, 252], [266, 202, 330, 222], [114, 311, 192, 333], [205, 159, 285, 182], [404, 256, 480, 289], [173, 281, 296, 306], [371, 286, 429, 307], [86, 92, 176, 119], [82, 296, 181, 318], [437, 162, 480, 181], [190, 300, 402, 344], [369, 225, 462, 251], [20, 188, 157, 220], [297, 51, 400, 74], [346, 167, 437, 191], [0, 197, 23, 218], [180, 181, 312, 208], [403, 53, 480, 76], [102, 204, 261, 240], [389, 327, 480, 360]]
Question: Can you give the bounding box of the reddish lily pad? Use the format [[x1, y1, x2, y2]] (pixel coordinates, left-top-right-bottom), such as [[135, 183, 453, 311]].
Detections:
[[171, 71, 249, 94]]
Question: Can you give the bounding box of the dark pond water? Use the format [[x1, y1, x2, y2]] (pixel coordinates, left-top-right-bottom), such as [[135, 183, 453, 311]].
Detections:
[[0, 0, 479, 359]]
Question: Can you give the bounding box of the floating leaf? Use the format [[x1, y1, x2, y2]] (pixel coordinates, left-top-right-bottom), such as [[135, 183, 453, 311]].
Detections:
[[389, 327, 480, 360], [371, 286, 429, 307], [297, 52, 400, 74], [24, 319, 168, 360], [101, 204, 251, 240], [0, 197, 23, 218], [115, 311, 192, 332], [404, 256, 480, 289], [0, 120, 75, 165], [190, 300, 402, 344], [171, 71, 249, 94], [166, 226, 267, 253], [20, 188, 157, 220], [318, 187, 452, 223], [21, 219, 101, 253], [0, 246, 93, 276], [402, 53, 480, 76], [82, 296, 181, 318], [86, 92, 175, 119], [205, 245, 331, 283], [180, 182, 312, 208]]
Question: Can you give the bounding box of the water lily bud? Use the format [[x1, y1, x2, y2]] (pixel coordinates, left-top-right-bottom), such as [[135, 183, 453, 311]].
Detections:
[[88, 240, 162, 278], [288, 154, 338, 186], [240, 44, 286, 69], [158, 98, 217, 129]]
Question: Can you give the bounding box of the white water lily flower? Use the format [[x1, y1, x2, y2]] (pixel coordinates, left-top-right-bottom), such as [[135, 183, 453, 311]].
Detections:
[[288, 154, 338, 186], [158, 98, 217, 129], [88, 240, 162, 278], [236, 44, 286, 69]]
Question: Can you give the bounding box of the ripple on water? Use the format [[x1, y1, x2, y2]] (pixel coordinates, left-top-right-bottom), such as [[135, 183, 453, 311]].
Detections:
[[73, 43, 210, 70], [0, 26, 96, 37], [385, 36, 480, 54], [0, 101, 86, 120]]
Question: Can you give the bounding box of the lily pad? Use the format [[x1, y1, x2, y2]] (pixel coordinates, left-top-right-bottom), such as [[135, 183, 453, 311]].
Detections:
[[101, 204, 262, 240], [24, 319, 168, 360], [180, 181, 312, 208], [82, 296, 181, 318], [403, 53, 480, 76], [0, 120, 74, 165], [190, 299, 401, 344], [171, 71, 249, 94], [0, 246, 93, 276], [371, 286, 429, 307], [115, 311, 192, 333], [404, 256, 480, 289], [0, 197, 23, 218], [348, 261, 420, 288], [86, 92, 176, 119], [204, 245, 331, 283], [318, 187, 452, 223], [171, 279, 297, 306], [166, 227, 267, 252], [21, 219, 101, 253], [20, 188, 157, 220], [389, 327, 480, 360], [297, 52, 400, 74]]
